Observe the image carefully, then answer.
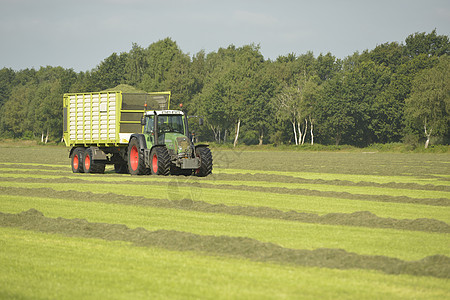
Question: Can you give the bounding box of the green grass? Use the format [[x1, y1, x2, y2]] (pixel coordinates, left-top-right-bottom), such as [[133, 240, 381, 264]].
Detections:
[[216, 168, 450, 186], [1, 194, 448, 260], [3, 161, 450, 186], [1, 178, 449, 223], [1, 171, 448, 200], [0, 145, 449, 299], [2, 227, 448, 300]]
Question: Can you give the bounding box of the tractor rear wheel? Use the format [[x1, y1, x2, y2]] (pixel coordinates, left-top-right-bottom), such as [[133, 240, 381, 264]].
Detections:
[[195, 147, 213, 177], [128, 138, 149, 175], [83, 148, 105, 174], [71, 147, 85, 173], [150, 146, 170, 176]]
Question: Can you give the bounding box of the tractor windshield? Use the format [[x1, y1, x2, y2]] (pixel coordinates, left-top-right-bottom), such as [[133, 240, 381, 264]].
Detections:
[[157, 115, 184, 134]]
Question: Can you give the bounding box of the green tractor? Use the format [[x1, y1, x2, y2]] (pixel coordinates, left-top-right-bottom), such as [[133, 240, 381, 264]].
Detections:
[[126, 109, 213, 176]]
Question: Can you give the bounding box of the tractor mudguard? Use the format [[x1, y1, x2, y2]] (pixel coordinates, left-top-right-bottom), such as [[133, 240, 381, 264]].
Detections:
[[194, 144, 209, 149], [129, 134, 147, 150]]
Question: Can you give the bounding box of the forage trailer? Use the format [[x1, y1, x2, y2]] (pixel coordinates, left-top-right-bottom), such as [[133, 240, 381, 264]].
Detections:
[[63, 91, 212, 176]]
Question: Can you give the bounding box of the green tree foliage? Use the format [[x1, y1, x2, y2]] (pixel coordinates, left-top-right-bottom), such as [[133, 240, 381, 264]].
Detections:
[[361, 42, 406, 71], [90, 52, 128, 90], [316, 74, 353, 145], [404, 29, 449, 58], [405, 55, 449, 148], [0, 31, 448, 146], [140, 38, 184, 92], [192, 44, 267, 145], [0, 68, 15, 107], [316, 60, 393, 146], [33, 80, 63, 142], [163, 53, 196, 107], [0, 67, 76, 141], [242, 63, 279, 145], [0, 84, 34, 138], [315, 52, 341, 82], [124, 43, 147, 86]]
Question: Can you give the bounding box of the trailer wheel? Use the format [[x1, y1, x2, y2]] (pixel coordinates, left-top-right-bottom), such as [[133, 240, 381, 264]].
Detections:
[[195, 147, 213, 177], [150, 146, 170, 176], [83, 148, 105, 174], [128, 138, 149, 175], [71, 148, 85, 173]]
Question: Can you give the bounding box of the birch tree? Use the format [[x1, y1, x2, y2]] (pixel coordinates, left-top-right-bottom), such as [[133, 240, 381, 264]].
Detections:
[[273, 86, 301, 144], [405, 55, 449, 148], [273, 77, 319, 145]]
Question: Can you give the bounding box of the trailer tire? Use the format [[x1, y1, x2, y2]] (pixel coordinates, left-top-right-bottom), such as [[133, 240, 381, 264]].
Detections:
[[128, 138, 149, 175], [71, 147, 85, 173], [195, 147, 213, 177], [150, 146, 170, 176], [83, 148, 105, 174]]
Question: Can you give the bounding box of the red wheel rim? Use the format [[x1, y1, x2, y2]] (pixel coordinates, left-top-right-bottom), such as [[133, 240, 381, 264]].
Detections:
[[84, 154, 90, 171], [152, 154, 158, 174], [130, 146, 139, 171], [73, 155, 79, 170]]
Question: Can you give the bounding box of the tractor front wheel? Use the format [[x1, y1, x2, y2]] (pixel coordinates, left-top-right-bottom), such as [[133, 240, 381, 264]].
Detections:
[[195, 147, 213, 177], [150, 146, 170, 176], [128, 138, 149, 175]]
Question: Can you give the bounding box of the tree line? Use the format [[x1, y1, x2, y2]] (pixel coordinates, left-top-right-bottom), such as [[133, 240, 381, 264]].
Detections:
[[0, 30, 448, 147]]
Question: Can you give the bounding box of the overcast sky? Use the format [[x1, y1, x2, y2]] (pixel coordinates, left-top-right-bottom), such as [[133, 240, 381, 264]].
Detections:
[[1, 0, 449, 72]]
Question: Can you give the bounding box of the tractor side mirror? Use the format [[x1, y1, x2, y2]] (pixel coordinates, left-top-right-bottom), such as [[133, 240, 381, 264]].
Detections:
[[141, 117, 146, 126], [199, 118, 204, 126]]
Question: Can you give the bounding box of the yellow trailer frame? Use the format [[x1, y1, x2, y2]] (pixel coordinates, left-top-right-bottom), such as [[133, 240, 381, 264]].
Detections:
[[63, 91, 171, 147]]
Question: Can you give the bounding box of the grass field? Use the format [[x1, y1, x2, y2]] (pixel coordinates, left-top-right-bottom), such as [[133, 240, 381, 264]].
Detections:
[[0, 143, 449, 299]]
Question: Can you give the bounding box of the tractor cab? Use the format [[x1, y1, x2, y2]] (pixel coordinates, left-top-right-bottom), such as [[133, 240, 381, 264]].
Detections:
[[138, 109, 211, 175]]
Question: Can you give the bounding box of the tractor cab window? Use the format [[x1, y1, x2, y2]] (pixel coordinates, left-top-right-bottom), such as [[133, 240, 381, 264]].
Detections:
[[144, 115, 154, 133], [157, 115, 184, 134]]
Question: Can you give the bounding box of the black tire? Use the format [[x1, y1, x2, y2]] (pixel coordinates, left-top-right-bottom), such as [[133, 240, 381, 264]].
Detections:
[[112, 153, 128, 174], [195, 147, 213, 177], [83, 148, 105, 174], [150, 146, 170, 176], [128, 138, 149, 175], [71, 147, 85, 173], [114, 163, 129, 174]]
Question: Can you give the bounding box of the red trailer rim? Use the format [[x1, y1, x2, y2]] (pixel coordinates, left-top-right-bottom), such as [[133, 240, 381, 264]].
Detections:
[[73, 155, 79, 170], [152, 154, 158, 174], [84, 154, 90, 171], [130, 146, 139, 171]]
